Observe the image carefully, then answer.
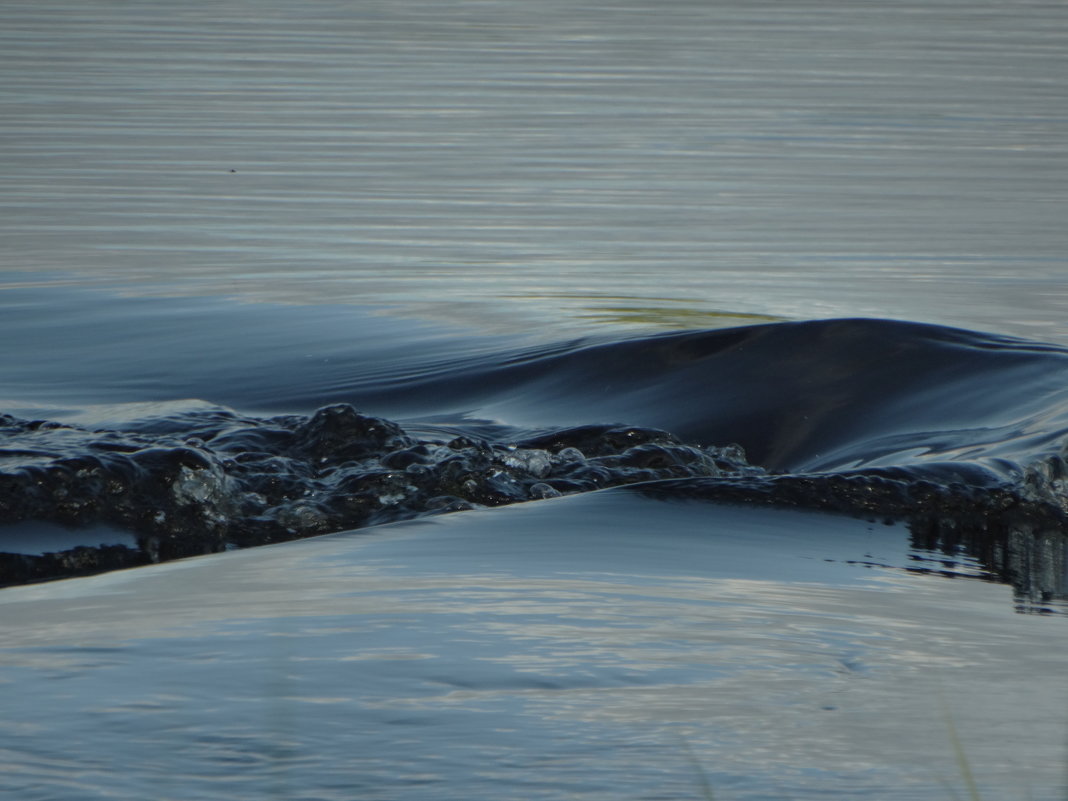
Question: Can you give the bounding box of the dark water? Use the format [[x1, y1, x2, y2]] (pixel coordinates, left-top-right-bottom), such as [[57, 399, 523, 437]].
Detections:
[[2, 287, 1067, 613], [4, 0, 1068, 798]]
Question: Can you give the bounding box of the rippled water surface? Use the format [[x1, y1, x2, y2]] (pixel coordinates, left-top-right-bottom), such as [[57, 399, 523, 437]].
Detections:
[[4, 496, 1067, 801], [2, 1, 1068, 799], [3, 0, 1068, 340]]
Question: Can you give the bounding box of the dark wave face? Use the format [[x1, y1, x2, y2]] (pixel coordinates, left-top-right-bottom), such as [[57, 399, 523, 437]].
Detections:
[[2, 318, 1067, 609]]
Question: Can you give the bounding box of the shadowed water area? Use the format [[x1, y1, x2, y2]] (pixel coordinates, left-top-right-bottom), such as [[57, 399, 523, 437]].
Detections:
[[2, 1, 1068, 799], [2, 310, 1067, 614]]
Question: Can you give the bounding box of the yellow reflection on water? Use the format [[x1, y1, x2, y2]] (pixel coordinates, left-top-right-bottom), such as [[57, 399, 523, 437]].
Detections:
[[501, 291, 784, 331]]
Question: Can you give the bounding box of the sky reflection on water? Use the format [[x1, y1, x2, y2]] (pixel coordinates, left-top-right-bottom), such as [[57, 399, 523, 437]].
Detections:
[[2, 493, 1065, 799], [3, 1, 1068, 797]]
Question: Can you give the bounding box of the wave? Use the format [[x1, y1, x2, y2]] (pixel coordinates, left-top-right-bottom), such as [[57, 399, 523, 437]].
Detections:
[[2, 318, 1067, 602]]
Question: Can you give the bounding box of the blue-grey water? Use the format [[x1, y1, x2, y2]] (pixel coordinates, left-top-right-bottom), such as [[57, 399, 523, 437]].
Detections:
[[2, 1, 1068, 799]]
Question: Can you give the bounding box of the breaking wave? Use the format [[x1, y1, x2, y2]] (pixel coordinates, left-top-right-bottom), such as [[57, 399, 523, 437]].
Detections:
[[2, 318, 1067, 604]]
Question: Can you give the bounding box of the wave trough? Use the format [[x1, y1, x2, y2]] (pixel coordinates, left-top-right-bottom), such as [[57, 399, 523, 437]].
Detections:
[[2, 318, 1067, 604]]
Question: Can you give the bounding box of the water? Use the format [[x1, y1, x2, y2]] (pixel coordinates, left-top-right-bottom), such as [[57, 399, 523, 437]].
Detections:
[[4, 498, 1066, 801], [2, 1, 1068, 798], [3, 0, 1068, 340]]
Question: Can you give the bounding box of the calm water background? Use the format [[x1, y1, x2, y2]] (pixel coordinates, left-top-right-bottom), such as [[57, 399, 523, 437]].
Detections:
[[2, 1, 1068, 799], [2, 0, 1067, 341]]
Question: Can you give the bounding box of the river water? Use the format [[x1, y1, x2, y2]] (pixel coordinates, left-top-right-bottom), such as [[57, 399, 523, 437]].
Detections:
[[1, 1, 1067, 799]]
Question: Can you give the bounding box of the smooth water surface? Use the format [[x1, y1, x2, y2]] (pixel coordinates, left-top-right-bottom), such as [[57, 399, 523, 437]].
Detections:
[[2, 0, 1067, 341], [2, 1, 1068, 799], [3, 493, 1066, 800]]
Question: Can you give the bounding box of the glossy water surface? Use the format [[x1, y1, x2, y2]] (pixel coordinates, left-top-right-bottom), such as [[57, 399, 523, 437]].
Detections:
[[2, 0, 1067, 341], [2, 1, 1068, 799], [4, 495, 1067, 800]]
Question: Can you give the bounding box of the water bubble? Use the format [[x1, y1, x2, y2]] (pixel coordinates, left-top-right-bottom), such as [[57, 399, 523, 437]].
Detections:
[[501, 448, 552, 478], [529, 483, 563, 500]]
